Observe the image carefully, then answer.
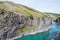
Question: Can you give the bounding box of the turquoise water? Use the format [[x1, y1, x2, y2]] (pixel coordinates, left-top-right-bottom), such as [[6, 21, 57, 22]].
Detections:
[[15, 31, 49, 40]]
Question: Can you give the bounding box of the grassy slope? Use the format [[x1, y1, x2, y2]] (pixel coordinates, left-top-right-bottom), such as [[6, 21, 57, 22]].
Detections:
[[0, 1, 60, 18]]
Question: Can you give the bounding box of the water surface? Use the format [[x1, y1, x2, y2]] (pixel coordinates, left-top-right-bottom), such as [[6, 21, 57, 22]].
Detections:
[[16, 31, 49, 40]]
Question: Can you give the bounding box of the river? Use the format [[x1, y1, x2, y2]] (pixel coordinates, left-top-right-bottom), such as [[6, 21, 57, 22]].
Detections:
[[15, 31, 49, 40]]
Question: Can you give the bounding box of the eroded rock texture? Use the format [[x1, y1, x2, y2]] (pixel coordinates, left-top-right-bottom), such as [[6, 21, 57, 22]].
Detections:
[[0, 10, 52, 40], [0, 11, 18, 39]]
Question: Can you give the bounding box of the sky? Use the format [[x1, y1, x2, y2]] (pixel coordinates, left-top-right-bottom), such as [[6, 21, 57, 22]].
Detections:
[[0, 0, 60, 13]]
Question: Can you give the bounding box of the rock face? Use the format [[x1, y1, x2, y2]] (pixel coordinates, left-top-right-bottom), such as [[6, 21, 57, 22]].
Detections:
[[0, 10, 52, 40]]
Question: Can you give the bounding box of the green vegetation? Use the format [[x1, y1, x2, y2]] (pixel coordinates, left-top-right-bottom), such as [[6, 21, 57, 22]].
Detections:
[[0, 1, 60, 18], [16, 26, 36, 33], [0, 2, 7, 10]]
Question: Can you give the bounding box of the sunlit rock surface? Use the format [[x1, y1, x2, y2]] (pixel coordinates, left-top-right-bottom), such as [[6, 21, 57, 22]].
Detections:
[[0, 10, 52, 40]]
